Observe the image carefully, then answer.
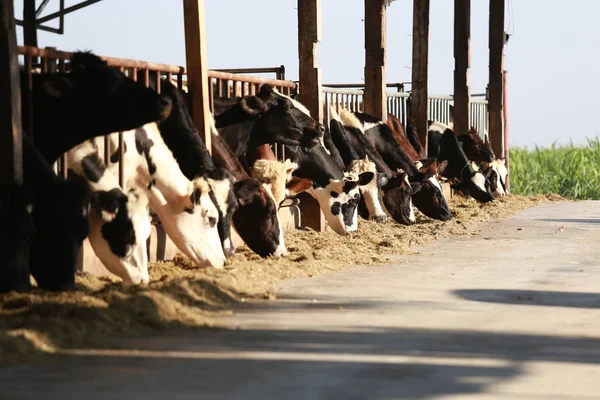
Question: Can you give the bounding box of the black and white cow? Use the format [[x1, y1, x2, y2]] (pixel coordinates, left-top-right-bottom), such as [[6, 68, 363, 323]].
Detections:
[[23, 135, 90, 291], [213, 85, 323, 151], [327, 107, 416, 225], [100, 125, 226, 270], [3, 51, 170, 292], [152, 79, 239, 257], [338, 110, 453, 221], [481, 159, 508, 198], [156, 79, 287, 258], [428, 122, 495, 203], [66, 141, 152, 284]]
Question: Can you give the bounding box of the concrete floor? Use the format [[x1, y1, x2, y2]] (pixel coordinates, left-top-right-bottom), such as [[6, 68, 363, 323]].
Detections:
[[2, 201, 600, 400]]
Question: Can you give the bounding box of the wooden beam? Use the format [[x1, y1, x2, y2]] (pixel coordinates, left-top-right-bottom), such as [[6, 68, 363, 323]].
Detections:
[[364, 0, 386, 122], [23, 0, 37, 47], [183, 0, 211, 153], [297, 0, 323, 124], [503, 70, 510, 192], [297, 0, 324, 232], [411, 0, 430, 152], [453, 0, 470, 135], [488, 0, 505, 160], [0, 0, 24, 185]]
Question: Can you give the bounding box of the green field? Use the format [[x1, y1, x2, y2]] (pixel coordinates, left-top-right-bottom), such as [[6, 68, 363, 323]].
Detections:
[[510, 139, 600, 200]]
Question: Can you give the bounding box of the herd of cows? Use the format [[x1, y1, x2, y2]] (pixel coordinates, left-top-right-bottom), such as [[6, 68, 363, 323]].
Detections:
[[0, 51, 508, 295]]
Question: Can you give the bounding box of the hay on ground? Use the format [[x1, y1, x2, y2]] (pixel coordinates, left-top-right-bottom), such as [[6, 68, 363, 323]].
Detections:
[[0, 194, 563, 367]]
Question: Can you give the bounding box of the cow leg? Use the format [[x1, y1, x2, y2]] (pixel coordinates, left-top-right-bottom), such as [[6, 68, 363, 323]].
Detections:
[[0, 184, 35, 293]]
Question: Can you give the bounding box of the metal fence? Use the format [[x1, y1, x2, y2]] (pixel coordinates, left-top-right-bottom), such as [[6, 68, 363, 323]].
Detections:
[[18, 45, 297, 183], [321, 84, 489, 139]]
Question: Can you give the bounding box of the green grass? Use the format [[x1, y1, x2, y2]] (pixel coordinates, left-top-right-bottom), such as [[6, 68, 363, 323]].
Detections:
[[511, 138, 600, 200]]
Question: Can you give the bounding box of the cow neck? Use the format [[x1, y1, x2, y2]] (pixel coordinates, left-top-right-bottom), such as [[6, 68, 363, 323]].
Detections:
[[211, 132, 249, 181], [322, 127, 346, 171], [345, 127, 394, 177], [285, 144, 343, 188], [329, 119, 360, 166], [156, 80, 216, 180], [364, 124, 420, 179], [439, 129, 470, 181]]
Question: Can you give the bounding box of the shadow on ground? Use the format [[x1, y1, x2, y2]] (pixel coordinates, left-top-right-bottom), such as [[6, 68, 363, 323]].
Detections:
[[3, 322, 600, 399], [454, 289, 600, 309]]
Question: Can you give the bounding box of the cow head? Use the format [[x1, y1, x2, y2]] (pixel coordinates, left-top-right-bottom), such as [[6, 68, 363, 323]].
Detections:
[[202, 167, 238, 257], [444, 161, 495, 203], [29, 178, 90, 291], [232, 179, 286, 258], [410, 168, 453, 221], [38, 52, 172, 145], [348, 158, 389, 223], [239, 85, 323, 148], [457, 128, 495, 163], [481, 159, 508, 198], [308, 173, 366, 234], [0, 184, 35, 293], [148, 177, 226, 269], [380, 171, 415, 225], [250, 158, 299, 206], [88, 187, 151, 284]]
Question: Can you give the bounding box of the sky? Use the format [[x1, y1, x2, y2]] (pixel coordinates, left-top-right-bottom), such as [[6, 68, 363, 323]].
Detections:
[[12, 0, 600, 148]]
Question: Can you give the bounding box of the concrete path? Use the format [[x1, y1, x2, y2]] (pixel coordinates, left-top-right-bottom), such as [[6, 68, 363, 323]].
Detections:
[[2, 201, 600, 400]]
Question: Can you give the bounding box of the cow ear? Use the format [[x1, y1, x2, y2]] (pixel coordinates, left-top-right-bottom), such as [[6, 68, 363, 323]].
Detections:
[[241, 95, 269, 115], [437, 160, 449, 175], [357, 171, 375, 186], [286, 177, 313, 196], [41, 74, 75, 99], [234, 180, 259, 206], [189, 187, 202, 205]]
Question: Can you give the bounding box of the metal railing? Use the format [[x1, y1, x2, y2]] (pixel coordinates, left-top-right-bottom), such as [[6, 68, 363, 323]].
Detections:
[[471, 99, 489, 138]]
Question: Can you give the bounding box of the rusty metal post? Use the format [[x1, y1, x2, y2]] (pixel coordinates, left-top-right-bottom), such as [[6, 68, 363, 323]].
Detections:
[[1, 0, 24, 185]]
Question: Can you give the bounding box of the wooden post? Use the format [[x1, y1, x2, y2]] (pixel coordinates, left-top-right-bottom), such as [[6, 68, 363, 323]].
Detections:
[[503, 69, 510, 192], [453, 0, 470, 135], [488, 0, 505, 161], [23, 0, 37, 47], [411, 0, 430, 152], [0, 0, 24, 185], [364, 0, 386, 122], [297, 0, 323, 123], [297, 0, 325, 232], [183, 0, 211, 153]]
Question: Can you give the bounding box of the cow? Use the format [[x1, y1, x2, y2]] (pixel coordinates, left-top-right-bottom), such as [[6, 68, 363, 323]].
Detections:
[[427, 122, 495, 203], [150, 79, 239, 257], [481, 159, 508, 198], [338, 110, 453, 221], [247, 145, 312, 207], [211, 133, 288, 257], [99, 124, 227, 270], [10, 51, 172, 291], [153, 79, 287, 258], [23, 135, 90, 291], [428, 122, 494, 163], [327, 107, 416, 225], [66, 141, 152, 284], [213, 84, 323, 151]]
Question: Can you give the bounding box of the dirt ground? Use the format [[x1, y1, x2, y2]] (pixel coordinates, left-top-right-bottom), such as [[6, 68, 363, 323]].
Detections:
[[0, 194, 563, 367]]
